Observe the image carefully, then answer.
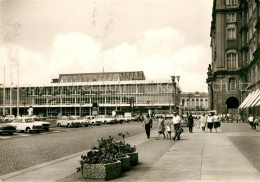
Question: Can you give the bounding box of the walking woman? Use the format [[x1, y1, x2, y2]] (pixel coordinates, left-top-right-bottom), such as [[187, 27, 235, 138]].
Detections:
[[213, 114, 221, 133], [188, 113, 194, 133], [156, 116, 166, 140], [143, 114, 153, 139], [207, 114, 213, 133], [200, 113, 207, 132]]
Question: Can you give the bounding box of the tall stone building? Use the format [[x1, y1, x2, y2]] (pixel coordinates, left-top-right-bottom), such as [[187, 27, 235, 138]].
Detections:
[[207, 0, 260, 117]]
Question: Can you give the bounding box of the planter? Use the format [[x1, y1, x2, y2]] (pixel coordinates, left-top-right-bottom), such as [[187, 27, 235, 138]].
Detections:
[[82, 160, 121, 180], [127, 152, 138, 166], [118, 155, 131, 171]]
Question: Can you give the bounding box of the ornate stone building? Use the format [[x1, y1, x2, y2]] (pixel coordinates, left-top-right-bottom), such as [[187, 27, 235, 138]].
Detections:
[[180, 92, 208, 112], [207, 0, 260, 117]]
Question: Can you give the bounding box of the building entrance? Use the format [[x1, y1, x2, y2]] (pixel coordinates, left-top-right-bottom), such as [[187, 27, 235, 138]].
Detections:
[[226, 97, 239, 120]]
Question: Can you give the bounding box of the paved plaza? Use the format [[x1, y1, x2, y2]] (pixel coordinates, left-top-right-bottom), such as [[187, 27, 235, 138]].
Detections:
[[1, 122, 260, 182]]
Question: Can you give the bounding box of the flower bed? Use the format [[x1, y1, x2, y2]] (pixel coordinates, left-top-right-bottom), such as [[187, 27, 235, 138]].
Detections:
[[127, 152, 138, 166], [78, 133, 138, 180], [82, 161, 121, 180], [118, 155, 131, 171]]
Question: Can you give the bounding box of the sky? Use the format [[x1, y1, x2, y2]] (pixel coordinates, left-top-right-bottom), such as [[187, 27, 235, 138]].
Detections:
[[0, 0, 213, 92]]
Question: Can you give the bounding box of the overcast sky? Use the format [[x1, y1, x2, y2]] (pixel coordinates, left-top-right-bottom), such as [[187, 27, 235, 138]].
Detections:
[[0, 0, 213, 92]]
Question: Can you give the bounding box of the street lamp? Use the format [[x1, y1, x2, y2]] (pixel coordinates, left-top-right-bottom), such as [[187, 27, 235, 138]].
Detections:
[[23, 102, 26, 116], [147, 100, 150, 113], [171, 75, 180, 112], [80, 101, 84, 117]]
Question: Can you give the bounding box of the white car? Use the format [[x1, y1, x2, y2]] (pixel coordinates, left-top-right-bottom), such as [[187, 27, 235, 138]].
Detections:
[[4, 115, 15, 122], [116, 117, 128, 123], [56, 116, 81, 128], [89, 116, 101, 125], [32, 117, 51, 131], [10, 117, 43, 133], [75, 117, 89, 127], [95, 115, 116, 124]]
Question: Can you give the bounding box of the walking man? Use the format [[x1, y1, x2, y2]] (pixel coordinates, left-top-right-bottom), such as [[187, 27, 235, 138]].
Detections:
[[188, 113, 194, 133], [172, 112, 181, 140], [143, 114, 153, 139]]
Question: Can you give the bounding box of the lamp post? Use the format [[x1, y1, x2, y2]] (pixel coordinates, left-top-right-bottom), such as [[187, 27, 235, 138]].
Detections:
[[171, 76, 180, 113], [147, 100, 150, 113], [80, 101, 84, 117], [188, 92, 192, 112], [23, 102, 26, 116]]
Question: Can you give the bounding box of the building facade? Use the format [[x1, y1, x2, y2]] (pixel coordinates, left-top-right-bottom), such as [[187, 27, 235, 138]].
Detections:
[[0, 71, 181, 116], [207, 0, 260, 117], [180, 92, 209, 112]]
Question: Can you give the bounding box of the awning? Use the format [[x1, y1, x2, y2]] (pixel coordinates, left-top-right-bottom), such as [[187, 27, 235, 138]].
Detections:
[[239, 92, 253, 109], [249, 89, 260, 107], [244, 89, 260, 108], [239, 89, 260, 108]]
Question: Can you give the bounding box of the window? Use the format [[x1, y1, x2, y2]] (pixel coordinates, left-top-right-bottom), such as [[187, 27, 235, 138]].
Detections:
[[227, 13, 236, 22], [229, 78, 236, 91], [227, 53, 237, 70], [227, 28, 236, 40], [226, 0, 237, 5]]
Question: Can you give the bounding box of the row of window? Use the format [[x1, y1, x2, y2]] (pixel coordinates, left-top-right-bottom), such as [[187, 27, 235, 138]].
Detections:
[[2, 94, 174, 106], [226, 0, 238, 5]]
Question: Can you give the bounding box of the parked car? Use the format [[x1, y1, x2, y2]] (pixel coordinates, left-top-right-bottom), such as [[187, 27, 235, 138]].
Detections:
[[116, 116, 128, 124], [10, 117, 43, 133], [96, 115, 117, 124], [0, 118, 16, 135], [56, 116, 82, 128], [76, 117, 89, 127], [32, 117, 51, 131], [89, 116, 101, 125], [4, 115, 15, 122]]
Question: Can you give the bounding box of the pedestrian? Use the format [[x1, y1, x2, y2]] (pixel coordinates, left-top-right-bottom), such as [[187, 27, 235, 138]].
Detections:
[[213, 114, 220, 133], [156, 116, 166, 140], [253, 114, 258, 130], [187, 113, 194, 133], [172, 112, 181, 140], [207, 114, 213, 133], [143, 114, 153, 139], [248, 114, 254, 129], [166, 123, 172, 139], [255, 116, 259, 132], [237, 114, 241, 123], [200, 113, 207, 132]]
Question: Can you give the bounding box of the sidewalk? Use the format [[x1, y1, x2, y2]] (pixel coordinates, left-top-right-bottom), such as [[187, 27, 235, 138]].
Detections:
[[1, 127, 260, 182], [138, 128, 260, 182]]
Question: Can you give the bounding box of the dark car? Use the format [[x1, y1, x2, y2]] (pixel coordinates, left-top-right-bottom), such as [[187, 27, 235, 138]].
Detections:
[[0, 119, 16, 135]]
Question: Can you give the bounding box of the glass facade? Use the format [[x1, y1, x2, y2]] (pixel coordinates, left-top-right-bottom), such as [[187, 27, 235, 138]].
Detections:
[[0, 80, 179, 116]]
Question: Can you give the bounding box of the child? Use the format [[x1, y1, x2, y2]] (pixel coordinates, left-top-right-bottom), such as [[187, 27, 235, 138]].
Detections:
[[166, 124, 172, 140], [156, 116, 166, 140]]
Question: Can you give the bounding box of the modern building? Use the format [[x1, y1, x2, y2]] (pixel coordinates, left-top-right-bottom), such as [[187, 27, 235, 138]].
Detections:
[[180, 92, 209, 112], [207, 0, 260, 118], [0, 71, 182, 116]]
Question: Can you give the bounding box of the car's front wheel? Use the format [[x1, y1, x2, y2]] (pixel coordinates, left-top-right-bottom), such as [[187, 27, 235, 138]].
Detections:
[[57, 123, 61, 127], [67, 123, 71, 128], [26, 128, 31, 134], [9, 132, 14, 135]]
